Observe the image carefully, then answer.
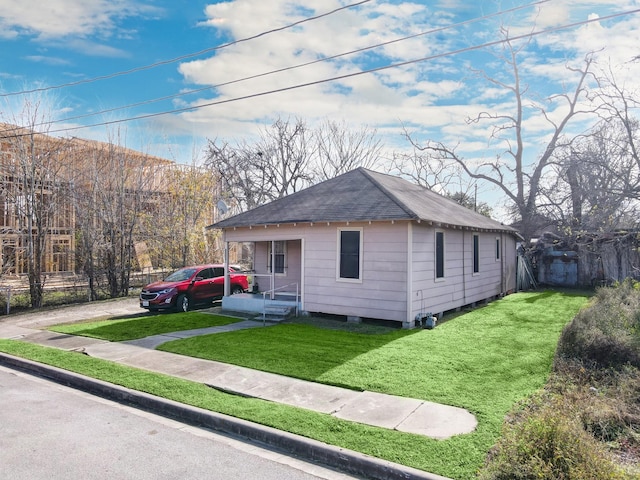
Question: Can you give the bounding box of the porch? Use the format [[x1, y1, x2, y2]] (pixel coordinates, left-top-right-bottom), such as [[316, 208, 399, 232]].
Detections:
[[222, 291, 302, 322]]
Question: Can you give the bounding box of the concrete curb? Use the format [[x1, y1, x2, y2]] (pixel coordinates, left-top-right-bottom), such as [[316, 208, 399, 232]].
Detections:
[[0, 352, 452, 480]]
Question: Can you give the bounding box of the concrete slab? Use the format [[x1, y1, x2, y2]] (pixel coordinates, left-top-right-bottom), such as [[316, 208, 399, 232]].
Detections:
[[396, 401, 478, 440], [0, 324, 39, 340], [124, 335, 180, 349], [114, 349, 238, 382], [19, 331, 107, 351], [240, 374, 361, 414], [202, 364, 279, 395], [334, 390, 422, 429], [173, 362, 238, 383], [84, 342, 151, 362], [7, 297, 141, 329], [123, 321, 269, 349]]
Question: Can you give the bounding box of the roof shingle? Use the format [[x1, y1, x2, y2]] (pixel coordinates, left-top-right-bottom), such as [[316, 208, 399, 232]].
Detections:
[[210, 168, 517, 234]]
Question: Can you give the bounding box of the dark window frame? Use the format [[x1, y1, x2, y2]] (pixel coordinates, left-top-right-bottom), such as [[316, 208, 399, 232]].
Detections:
[[338, 228, 362, 281], [435, 230, 445, 279], [473, 234, 480, 274]]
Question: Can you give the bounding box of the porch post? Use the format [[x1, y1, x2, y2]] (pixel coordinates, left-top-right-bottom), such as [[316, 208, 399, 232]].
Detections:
[[270, 240, 275, 300], [223, 236, 230, 297]]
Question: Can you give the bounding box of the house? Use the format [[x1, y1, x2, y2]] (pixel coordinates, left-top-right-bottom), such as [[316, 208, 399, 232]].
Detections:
[[209, 168, 520, 328]]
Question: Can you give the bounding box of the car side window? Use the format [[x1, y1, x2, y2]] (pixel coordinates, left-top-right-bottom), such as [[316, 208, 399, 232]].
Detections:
[[213, 267, 225, 278], [198, 268, 214, 280]]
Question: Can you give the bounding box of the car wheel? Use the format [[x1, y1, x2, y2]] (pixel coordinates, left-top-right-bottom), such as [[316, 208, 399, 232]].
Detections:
[[176, 294, 189, 312], [231, 285, 244, 295]]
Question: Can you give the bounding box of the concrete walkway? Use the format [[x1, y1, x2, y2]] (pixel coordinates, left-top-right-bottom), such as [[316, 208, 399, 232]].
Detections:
[[0, 298, 477, 440]]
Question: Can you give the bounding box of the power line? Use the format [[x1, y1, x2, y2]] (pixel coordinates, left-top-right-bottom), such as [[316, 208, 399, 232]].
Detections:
[[14, 0, 551, 130], [3, 6, 639, 139], [0, 0, 371, 98]]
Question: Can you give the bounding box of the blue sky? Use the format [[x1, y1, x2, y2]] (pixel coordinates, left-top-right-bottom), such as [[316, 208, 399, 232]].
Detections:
[[1, 1, 639, 216]]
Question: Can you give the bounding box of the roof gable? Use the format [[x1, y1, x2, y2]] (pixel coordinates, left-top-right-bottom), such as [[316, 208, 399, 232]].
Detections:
[[211, 168, 517, 234]]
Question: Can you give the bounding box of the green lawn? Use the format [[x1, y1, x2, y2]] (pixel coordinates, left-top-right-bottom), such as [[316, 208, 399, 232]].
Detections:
[[0, 290, 590, 479], [49, 312, 242, 341]]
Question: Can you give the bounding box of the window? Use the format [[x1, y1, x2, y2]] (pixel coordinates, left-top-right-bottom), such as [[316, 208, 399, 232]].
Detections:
[[435, 231, 444, 279], [213, 267, 225, 278], [198, 268, 214, 280], [268, 241, 286, 274], [473, 234, 480, 274], [496, 237, 501, 261], [338, 229, 361, 280]]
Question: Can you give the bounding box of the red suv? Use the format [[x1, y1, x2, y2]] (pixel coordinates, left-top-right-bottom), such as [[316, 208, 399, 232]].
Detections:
[[140, 264, 248, 312]]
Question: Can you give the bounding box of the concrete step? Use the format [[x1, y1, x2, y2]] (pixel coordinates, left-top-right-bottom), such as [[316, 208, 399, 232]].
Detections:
[[262, 305, 294, 322]]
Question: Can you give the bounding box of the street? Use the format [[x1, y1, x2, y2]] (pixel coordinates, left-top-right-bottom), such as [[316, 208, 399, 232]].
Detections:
[[0, 366, 358, 480]]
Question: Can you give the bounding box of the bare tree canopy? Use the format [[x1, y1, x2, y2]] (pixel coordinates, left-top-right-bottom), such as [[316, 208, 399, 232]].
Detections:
[[401, 30, 600, 242], [205, 116, 384, 214], [543, 116, 640, 233], [313, 120, 383, 182], [0, 102, 71, 307]]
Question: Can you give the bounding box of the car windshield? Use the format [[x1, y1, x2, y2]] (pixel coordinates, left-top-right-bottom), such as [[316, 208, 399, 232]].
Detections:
[[164, 268, 197, 282]]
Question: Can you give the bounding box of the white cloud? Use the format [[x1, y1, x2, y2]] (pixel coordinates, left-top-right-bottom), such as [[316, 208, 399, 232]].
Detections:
[[25, 55, 72, 66], [162, 0, 640, 181], [0, 0, 160, 40], [12, 0, 636, 210]]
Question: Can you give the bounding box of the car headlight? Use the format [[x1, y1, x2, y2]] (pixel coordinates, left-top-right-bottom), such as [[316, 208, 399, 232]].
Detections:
[[157, 287, 177, 296]]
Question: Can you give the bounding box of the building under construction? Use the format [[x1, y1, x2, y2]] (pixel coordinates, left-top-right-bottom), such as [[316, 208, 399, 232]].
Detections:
[[0, 123, 174, 277]]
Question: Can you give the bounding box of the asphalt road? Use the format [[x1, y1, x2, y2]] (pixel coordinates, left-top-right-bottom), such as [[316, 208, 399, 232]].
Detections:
[[0, 366, 358, 480]]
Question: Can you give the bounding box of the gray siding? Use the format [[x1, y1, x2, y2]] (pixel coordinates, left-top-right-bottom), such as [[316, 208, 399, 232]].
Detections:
[[303, 222, 409, 322], [223, 220, 517, 325], [410, 226, 516, 320]]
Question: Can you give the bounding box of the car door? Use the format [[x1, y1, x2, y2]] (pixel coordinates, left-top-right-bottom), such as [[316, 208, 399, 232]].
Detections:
[[190, 267, 215, 304], [210, 267, 225, 299]]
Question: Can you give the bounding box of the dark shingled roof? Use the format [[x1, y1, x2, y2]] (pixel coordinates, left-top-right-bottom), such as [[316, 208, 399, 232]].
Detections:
[[210, 168, 517, 234]]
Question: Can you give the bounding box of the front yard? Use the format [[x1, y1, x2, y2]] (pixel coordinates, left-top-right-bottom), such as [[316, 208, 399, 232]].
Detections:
[[0, 290, 589, 479]]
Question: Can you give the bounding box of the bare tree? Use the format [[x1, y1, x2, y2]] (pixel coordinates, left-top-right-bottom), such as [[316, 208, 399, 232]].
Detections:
[[403, 32, 599, 242], [313, 120, 383, 181], [72, 130, 159, 298], [206, 117, 314, 212], [389, 125, 465, 190], [206, 116, 387, 214], [542, 118, 640, 233], [257, 117, 315, 199], [206, 138, 274, 213], [0, 104, 70, 307], [143, 162, 216, 268]]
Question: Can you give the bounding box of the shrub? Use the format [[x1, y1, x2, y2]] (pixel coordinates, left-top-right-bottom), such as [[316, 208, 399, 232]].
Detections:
[[557, 279, 640, 369], [478, 394, 626, 480], [481, 285, 640, 480]]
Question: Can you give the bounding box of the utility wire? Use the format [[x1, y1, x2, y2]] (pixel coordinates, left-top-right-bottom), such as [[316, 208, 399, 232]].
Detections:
[[0, 0, 371, 98], [37, 0, 551, 129], [2, 6, 638, 139]]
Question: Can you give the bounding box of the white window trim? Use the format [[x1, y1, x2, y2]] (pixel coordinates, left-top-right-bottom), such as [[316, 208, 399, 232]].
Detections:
[[336, 227, 363, 283], [268, 240, 287, 276], [435, 229, 445, 282]]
